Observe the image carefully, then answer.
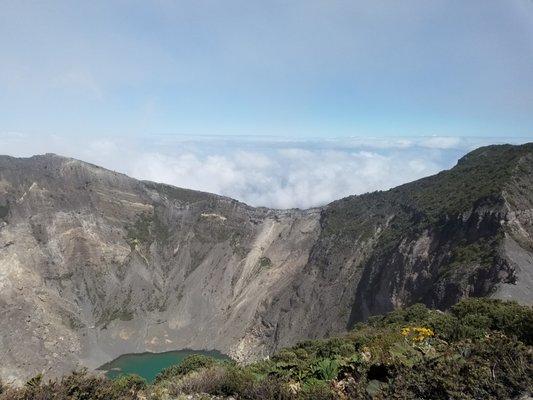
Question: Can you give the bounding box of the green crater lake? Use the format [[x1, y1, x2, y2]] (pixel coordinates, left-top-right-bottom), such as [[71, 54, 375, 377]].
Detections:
[[98, 350, 229, 383]]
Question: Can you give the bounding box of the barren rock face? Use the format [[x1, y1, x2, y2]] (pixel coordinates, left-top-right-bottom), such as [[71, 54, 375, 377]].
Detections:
[[0, 155, 321, 383], [0, 144, 532, 384]]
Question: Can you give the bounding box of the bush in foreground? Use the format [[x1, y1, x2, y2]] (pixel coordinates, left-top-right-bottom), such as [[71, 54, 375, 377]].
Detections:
[[154, 354, 220, 384], [0, 370, 146, 400], [1, 299, 531, 399]]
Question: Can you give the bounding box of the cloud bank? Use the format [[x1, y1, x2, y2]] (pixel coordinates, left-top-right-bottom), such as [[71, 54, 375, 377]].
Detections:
[[0, 133, 527, 209]]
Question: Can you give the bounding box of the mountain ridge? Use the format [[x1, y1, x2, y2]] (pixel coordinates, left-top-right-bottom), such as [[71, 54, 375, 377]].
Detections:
[[0, 143, 532, 384]]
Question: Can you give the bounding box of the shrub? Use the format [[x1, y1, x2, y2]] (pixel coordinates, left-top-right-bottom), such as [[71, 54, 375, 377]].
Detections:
[[400, 326, 434, 342], [1, 299, 531, 400], [258, 256, 272, 268], [167, 365, 226, 395], [377, 333, 533, 399], [0, 370, 145, 400], [167, 364, 255, 397], [310, 358, 340, 381], [300, 379, 338, 400], [239, 376, 293, 400], [25, 373, 43, 389], [108, 374, 146, 397], [451, 298, 533, 344], [0, 204, 9, 220], [0, 371, 109, 400], [209, 365, 256, 396], [154, 354, 219, 383], [363, 298, 533, 345]]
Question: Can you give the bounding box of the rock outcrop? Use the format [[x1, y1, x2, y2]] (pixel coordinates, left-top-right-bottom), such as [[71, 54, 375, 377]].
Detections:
[[0, 143, 532, 383]]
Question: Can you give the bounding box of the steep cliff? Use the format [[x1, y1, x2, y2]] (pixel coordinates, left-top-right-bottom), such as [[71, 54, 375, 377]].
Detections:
[[0, 143, 531, 383]]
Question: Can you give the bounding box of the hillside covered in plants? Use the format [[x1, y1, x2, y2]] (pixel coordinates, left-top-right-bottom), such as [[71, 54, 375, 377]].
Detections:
[[1, 298, 531, 399]]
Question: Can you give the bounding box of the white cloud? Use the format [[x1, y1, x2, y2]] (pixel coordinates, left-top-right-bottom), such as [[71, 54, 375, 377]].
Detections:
[[0, 133, 527, 209], [419, 136, 462, 149], [126, 142, 445, 209]]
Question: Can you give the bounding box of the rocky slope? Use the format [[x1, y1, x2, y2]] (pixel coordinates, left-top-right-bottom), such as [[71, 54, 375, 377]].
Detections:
[[0, 143, 532, 384]]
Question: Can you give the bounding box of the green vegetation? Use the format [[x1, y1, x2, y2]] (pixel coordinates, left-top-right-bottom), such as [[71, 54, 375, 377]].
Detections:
[[319, 144, 533, 302], [125, 211, 170, 249], [126, 212, 153, 248], [154, 354, 220, 384], [230, 233, 248, 258], [0, 203, 8, 220], [96, 308, 134, 327], [0, 370, 146, 400], [448, 237, 499, 268], [395, 144, 532, 222], [324, 144, 533, 237], [258, 256, 272, 268], [2, 299, 531, 399]]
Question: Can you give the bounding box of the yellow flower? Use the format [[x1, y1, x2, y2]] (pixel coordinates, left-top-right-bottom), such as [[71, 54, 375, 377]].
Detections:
[[401, 326, 434, 342]]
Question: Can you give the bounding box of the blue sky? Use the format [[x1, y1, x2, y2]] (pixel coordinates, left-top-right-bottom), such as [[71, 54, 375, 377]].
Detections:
[[1, 0, 532, 138], [0, 1, 532, 207]]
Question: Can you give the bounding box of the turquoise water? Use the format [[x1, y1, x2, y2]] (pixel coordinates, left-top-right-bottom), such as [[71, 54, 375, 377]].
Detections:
[[97, 349, 229, 383]]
